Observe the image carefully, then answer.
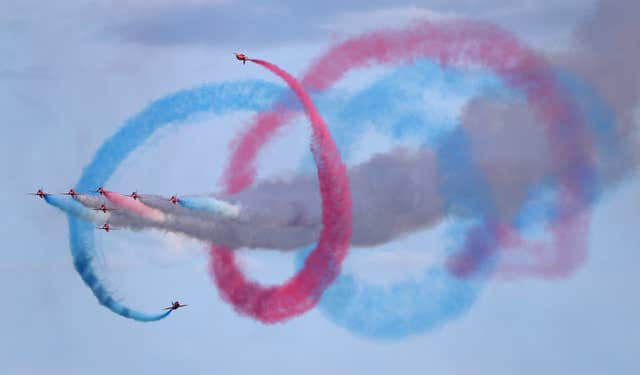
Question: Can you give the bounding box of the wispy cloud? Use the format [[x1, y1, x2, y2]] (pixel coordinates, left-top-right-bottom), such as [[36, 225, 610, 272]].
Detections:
[[102, 0, 591, 50], [320, 6, 457, 36]]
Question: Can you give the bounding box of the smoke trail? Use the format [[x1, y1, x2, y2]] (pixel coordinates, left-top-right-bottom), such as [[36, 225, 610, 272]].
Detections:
[[61, 81, 287, 321], [46, 3, 639, 334], [44, 195, 172, 320], [103, 190, 166, 222], [44, 195, 103, 223], [56, 47, 600, 332], [177, 196, 241, 219], [69, 216, 173, 321], [72, 189, 321, 251], [209, 58, 352, 323]]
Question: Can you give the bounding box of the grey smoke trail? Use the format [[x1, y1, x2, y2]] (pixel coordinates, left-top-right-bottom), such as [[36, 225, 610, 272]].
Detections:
[[76, 140, 546, 251]]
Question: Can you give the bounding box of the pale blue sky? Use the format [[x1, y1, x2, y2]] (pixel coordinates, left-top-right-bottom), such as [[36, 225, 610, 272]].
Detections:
[[2, 1, 639, 374]]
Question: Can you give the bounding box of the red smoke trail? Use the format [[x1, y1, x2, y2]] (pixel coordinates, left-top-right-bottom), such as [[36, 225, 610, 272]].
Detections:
[[103, 191, 166, 222], [209, 58, 352, 322], [221, 20, 595, 280]]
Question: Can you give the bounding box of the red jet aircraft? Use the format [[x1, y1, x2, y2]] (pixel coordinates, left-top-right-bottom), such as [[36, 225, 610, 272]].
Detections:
[[234, 53, 248, 64], [96, 223, 118, 232], [61, 188, 78, 198], [169, 195, 179, 204], [29, 188, 47, 199], [92, 204, 118, 213], [96, 187, 106, 195], [130, 191, 139, 200], [163, 301, 187, 311]]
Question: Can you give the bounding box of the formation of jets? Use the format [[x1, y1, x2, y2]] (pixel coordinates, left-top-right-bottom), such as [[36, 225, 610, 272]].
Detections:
[[32, 187, 183, 206], [28, 52, 250, 314], [32, 187, 190, 312], [31, 187, 190, 230]]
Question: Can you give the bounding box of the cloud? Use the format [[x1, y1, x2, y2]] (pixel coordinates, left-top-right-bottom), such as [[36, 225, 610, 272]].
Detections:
[[104, 0, 342, 48], [102, 0, 591, 50]]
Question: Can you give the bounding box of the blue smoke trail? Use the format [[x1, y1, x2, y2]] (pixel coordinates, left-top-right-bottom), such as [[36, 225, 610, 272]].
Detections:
[[65, 80, 286, 321], [76, 81, 285, 190], [70, 217, 173, 321], [44, 195, 172, 320], [178, 197, 241, 218], [44, 195, 99, 222]]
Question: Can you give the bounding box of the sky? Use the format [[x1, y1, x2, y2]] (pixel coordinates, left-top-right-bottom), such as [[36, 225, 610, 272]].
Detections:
[[1, 0, 639, 374]]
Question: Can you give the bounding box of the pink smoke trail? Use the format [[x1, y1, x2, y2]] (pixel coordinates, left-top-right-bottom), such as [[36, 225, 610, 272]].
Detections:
[[209, 58, 352, 323], [103, 191, 166, 222]]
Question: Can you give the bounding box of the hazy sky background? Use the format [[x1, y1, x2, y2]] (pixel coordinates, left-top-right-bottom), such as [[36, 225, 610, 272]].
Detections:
[[2, 1, 639, 374]]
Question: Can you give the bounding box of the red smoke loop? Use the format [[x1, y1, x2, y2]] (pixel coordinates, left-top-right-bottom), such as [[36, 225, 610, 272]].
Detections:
[[209, 59, 352, 323]]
